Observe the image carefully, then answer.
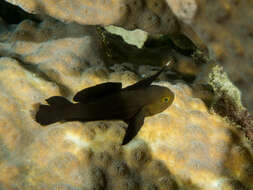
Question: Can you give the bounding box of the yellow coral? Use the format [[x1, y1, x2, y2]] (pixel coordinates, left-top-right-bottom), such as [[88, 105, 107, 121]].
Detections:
[[0, 18, 252, 190]]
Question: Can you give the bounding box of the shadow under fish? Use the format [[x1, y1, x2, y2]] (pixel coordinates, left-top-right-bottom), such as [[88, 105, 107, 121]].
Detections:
[[35, 67, 174, 145]]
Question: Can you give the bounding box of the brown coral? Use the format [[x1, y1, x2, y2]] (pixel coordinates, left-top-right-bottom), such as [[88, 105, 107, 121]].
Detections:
[[6, 0, 180, 35], [0, 10, 252, 190], [175, 0, 253, 113]]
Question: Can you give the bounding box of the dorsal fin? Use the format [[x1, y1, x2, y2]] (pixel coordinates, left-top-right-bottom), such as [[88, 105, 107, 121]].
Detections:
[[46, 96, 72, 107], [73, 82, 122, 103], [123, 66, 166, 91]]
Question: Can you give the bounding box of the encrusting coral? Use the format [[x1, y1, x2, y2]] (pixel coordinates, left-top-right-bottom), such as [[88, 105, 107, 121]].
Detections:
[[0, 17, 252, 190], [5, 0, 180, 35], [195, 61, 253, 145], [171, 0, 253, 113]]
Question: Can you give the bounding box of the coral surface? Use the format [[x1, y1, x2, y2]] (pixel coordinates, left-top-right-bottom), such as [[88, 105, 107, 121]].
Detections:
[[0, 18, 252, 190], [166, 0, 197, 24], [6, 0, 179, 35], [168, 0, 253, 113]]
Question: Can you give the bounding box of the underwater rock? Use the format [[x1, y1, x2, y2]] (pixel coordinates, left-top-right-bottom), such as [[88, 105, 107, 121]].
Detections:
[[170, 0, 253, 113], [5, 0, 179, 35], [166, 0, 198, 24], [194, 61, 253, 145], [0, 18, 252, 190]]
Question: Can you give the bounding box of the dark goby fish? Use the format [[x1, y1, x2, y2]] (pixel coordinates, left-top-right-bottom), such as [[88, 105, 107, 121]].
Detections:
[[35, 67, 174, 145]]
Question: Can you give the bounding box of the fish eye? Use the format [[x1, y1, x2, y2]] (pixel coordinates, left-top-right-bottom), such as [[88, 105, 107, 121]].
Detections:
[[163, 97, 170, 103]]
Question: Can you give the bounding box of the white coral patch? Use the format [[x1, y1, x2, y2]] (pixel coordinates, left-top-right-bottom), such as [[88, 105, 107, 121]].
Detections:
[[65, 132, 90, 149]]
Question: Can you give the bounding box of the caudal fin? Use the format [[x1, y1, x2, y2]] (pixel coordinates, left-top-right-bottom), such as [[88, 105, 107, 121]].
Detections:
[[35, 96, 72, 125]]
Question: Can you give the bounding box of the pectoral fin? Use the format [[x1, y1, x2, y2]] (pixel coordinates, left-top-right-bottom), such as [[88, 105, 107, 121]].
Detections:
[[73, 82, 122, 103], [123, 66, 166, 91], [122, 108, 145, 145]]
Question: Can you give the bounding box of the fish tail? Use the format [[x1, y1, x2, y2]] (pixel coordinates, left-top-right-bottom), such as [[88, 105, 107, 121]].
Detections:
[[35, 96, 72, 125]]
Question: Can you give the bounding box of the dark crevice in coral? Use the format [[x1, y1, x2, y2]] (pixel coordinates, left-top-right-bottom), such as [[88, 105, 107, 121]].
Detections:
[[97, 27, 197, 68], [97, 26, 200, 85], [97, 27, 175, 67], [0, 0, 41, 24], [144, 34, 197, 57], [166, 69, 196, 83]]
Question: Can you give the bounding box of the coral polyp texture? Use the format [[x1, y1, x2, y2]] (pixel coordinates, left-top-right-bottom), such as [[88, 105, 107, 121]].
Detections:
[[169, 0, 253, 113], [6, 0, 179, 35], [0, 18, 252, 190]]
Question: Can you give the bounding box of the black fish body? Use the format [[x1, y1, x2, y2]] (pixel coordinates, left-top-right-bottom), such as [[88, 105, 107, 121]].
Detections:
[[67, 89, 146, 121], [36, 67, 174, 144]]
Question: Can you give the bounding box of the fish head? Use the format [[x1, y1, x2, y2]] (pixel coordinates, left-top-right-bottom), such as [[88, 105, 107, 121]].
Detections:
[[144, 86, 174, 116]]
